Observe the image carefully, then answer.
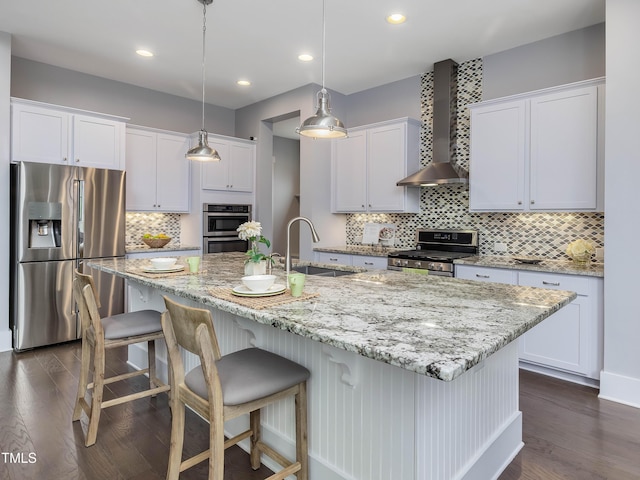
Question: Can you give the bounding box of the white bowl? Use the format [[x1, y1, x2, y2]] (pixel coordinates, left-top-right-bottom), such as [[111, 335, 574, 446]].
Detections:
[[150, 257, 178, 269], [241, 274, 277, 292]]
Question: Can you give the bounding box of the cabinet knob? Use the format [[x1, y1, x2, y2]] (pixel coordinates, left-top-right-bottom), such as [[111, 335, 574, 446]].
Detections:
[[76, 158, 80, 163], [63, 157, 68, 162], [517, 201, 522, 205], [531, 200, 535, 204], [361, 204, 365, 208]]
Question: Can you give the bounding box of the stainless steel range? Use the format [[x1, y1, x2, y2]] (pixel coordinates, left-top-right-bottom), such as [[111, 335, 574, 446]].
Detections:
[[387, 229, 478, 277]]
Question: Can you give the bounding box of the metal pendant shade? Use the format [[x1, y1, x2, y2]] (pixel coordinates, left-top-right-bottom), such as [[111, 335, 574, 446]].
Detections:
[[297, 0, 347, 139], [186, 0, 221, 162]]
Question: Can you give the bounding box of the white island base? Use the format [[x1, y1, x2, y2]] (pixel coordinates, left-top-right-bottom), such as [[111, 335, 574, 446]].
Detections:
[[127, 284, 522, 480]]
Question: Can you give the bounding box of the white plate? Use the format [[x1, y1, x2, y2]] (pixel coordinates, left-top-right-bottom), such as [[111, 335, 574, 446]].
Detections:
[[232, 284, 286, 297], [142, 264, 185, 273]]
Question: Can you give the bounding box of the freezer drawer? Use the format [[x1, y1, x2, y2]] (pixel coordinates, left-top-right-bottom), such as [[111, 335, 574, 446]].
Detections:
[[80, 260, 124, 319], [13, 260, 77, 351]]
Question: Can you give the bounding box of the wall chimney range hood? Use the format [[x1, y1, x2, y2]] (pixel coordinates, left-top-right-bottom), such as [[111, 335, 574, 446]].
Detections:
[[397, 59, 468, 187]]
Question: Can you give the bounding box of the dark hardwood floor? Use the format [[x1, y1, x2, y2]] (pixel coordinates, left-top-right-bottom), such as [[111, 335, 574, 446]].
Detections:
[[1, 341, 639, 480]]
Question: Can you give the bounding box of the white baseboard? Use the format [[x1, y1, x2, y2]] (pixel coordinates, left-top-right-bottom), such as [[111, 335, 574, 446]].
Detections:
[[519, 361, 600, 389], [599, 370, 640, 409], [460, 412, 523, 480]]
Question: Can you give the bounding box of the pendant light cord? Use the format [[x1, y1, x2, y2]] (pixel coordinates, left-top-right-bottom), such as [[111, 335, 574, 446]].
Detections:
[[200, 1, 207, 131], [321, 0, 326, 91]]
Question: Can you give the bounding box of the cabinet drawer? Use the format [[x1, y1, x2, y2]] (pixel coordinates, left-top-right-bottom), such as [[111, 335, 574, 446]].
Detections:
[[351, 255, 387, 270], [315, 252, 352, 266], [455, 265, 517, 285], [518, 271, 589, 295]]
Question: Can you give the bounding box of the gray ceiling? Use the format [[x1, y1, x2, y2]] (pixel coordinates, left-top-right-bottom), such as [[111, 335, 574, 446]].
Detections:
[[0, 0, 604, 110]]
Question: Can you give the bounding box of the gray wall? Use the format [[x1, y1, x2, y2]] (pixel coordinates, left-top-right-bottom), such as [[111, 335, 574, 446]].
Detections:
[[601, 1, 640, 407], [345, 75, 421, 126], [0, 33, 11, 351], [11, 57, 235, 136], [482, 23, 605, 100]]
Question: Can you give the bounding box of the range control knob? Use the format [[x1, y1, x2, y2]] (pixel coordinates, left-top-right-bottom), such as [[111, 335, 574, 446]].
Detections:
[[428, 262, 435, 269], [414, 261, 422, 268]]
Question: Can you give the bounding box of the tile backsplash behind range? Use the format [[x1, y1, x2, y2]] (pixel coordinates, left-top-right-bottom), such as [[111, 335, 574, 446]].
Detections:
[[126, 212, 182, 246], [346, 58, 604, 260]]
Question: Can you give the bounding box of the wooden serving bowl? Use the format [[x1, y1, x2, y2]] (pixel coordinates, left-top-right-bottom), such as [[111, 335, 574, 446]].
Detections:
[[142, 237, 171, 248]]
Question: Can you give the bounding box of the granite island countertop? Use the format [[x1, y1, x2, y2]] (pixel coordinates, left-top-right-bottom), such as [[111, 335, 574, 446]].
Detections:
[[455, 255, 604, 278], [88, 252, 576, 382]]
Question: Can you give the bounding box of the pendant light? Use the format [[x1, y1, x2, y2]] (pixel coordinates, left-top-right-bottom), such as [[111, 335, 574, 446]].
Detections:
[[297, 0, 347, 139], [186, 0, 221, 161]]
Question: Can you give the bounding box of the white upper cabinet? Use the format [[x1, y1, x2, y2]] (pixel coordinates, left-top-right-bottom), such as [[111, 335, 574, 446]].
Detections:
[[201, 135, 255, 193], [126, 127, 191, 212], [332, 117, 420, 213], [469, 79, 604, 212], [11, 98, 126, 170]]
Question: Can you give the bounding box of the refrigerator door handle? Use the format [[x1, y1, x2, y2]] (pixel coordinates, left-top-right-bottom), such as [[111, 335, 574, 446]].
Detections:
[[77, 178, 85, 259]]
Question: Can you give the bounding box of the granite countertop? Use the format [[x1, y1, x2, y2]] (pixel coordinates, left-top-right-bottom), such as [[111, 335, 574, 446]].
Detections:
[[314, 245, 400, 257], [88, 252, 575, 382], [455, 255, 604, 278], [126, 244, 201, 254]]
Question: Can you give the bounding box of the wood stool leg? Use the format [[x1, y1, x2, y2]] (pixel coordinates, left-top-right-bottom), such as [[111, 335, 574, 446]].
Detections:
[[147, 339, 158, 393], [295, 382, 309, 480], [72, 338, 91, 421], [166, 399, 186, 480], [85, 344, 105, 447], [249, 409, 261, 470], [210, 408, 225, 480]]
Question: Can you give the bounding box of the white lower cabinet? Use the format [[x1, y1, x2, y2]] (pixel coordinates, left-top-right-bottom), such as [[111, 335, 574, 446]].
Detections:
[[455, 264, 603, 382], [314, 251, 387, 270]]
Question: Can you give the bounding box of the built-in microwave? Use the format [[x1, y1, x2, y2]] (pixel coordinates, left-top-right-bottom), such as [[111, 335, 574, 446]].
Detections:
[[202, 204, 251, 254]]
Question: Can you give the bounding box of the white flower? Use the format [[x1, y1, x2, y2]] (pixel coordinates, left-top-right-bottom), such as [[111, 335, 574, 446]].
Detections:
[[566, 239, 595, 258], [237, 221, 262, 240]]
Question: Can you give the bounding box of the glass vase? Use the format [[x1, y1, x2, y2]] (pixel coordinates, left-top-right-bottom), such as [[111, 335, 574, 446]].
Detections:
[[244, 260, 267, 276]]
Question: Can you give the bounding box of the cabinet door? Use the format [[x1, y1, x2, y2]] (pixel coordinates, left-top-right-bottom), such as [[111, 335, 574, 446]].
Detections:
[[469, 101, 527, 211], [367, 123, 407, 211], [156, 133, 190, 211], [529, 86, 598, 210], [332, 130, 367, 212], [228, 142, 254, 192], [201, 139, 231, 190], [73, 114, 123, 169], [11, 103, 69, 164], [517, 271, 589, 375], [125, 129, 158, 210]]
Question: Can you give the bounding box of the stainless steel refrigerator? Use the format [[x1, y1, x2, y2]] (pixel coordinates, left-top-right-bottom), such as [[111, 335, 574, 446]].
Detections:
[[10, 161, 126, 351]]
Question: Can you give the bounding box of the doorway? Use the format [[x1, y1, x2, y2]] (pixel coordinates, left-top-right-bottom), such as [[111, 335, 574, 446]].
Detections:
[[271, 116, 301, 258]]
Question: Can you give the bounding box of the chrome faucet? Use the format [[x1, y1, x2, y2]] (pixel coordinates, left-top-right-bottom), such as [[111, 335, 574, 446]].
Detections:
[[286, 216, 320, 285]]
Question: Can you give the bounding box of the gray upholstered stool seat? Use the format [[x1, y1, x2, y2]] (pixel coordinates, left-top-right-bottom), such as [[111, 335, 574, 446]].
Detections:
[[102, 310, 162, 340], [185, 347, 310, 406]]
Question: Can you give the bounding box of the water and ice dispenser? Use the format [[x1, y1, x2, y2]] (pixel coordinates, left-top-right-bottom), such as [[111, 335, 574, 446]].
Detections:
[[28, 202, 62, 248]]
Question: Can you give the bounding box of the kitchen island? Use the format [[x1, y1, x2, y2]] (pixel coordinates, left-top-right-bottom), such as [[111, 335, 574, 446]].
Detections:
[[88, 252, 575, 480]]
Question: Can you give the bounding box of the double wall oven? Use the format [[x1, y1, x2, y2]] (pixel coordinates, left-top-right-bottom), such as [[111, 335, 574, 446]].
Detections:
[[203, 204, 251, 254]]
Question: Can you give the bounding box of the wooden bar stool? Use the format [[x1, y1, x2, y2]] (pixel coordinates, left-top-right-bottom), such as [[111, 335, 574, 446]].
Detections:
[[72, 270, 170, 447], [161, 295, 310, 480]]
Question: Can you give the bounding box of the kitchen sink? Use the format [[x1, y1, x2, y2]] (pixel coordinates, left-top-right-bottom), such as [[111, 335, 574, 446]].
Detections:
[[291, 265, 356, 277]]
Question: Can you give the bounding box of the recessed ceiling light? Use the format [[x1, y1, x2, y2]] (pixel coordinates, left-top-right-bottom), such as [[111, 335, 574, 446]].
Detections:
[[136, 49, 154, 57], [386, 13, 406, 25], [298, 54, 314, 62], [237, 80, 251, 86]]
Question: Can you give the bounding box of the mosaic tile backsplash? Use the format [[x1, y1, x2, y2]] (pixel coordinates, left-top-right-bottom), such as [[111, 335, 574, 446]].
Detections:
[[346, 58, 605, 260], [126, 212, 182, 246]]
